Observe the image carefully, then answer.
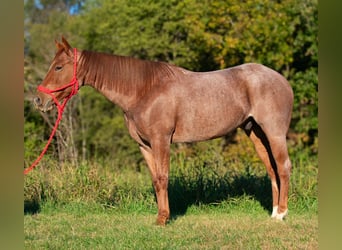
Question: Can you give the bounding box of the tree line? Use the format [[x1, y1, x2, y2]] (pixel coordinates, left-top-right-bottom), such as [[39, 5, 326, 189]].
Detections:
[[24, 0, 317, 167]]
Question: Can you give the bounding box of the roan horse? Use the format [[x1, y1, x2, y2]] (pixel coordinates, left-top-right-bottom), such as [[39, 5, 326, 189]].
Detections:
[[33, 37, 293, 225]]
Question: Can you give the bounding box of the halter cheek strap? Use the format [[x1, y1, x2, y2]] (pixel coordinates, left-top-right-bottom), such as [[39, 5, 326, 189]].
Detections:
[[24, 48, 79, 175]]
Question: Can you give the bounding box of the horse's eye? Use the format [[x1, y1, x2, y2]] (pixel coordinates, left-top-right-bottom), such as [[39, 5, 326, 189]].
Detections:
[[55, 66, 63, 71]]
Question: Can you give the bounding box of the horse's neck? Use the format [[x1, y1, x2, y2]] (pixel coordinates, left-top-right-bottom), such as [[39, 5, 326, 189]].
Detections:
[[79, 50, 178, 112], [92, 84, 136, 112], [79, 51, 146, 111]]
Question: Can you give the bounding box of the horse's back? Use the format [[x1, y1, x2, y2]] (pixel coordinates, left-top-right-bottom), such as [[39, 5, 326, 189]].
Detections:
[[131, 63, 293, 143], [222, 63, 292, 95], [172, 63, 293, 140]]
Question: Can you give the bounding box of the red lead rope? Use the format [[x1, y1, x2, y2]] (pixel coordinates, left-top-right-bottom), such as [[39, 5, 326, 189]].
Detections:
[[24, 48, 79, 175]]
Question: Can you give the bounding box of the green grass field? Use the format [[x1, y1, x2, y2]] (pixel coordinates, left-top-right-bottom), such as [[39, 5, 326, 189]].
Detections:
[[24, 199, 317, 249], [24, 135, 317, 249]]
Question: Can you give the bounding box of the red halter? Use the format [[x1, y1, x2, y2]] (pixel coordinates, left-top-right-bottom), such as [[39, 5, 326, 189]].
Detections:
[[24, 48, 79, 175], [37, 48, 79, 110]]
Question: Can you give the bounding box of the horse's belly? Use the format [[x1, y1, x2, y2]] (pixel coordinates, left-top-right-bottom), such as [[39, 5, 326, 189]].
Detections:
[[172, 106, 247, 143], [172, 126, 232, 143]]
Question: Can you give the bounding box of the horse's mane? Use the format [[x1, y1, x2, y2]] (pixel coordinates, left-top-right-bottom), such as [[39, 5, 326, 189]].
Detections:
[[79, 50, 178, 98]]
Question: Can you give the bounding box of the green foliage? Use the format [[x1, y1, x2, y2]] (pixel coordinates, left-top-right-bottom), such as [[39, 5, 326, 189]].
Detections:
[[24, 99, 50, 164], [76, 0, 317, 73], [24, 121, 40, 161], [290, 67, 318, 133]]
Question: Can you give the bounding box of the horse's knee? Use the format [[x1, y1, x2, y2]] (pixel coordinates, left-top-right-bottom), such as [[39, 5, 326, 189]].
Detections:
[[270, 141, 291, 177], [153, 175, 169, 193]]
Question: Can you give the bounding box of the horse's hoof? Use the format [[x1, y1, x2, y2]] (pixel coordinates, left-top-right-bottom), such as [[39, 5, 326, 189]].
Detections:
[[156, 215, 168, 226], [271, 206, 278, 218], [271, 208, 288, 221], [275, 209, 288, 220]]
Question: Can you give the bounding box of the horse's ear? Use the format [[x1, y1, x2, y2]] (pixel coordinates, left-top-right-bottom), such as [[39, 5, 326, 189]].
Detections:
[[61, 36, 73, 56], [55, 39, 64, 51], [54, 36, 73, 56], [61, 36, 72, 50]]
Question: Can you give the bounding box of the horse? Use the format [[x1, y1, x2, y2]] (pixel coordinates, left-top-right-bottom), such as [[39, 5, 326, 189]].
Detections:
[[33, 37, 293, 225]]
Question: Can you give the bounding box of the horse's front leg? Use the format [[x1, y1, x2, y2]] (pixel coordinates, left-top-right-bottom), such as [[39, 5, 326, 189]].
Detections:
[[139, 139, 171, 225]]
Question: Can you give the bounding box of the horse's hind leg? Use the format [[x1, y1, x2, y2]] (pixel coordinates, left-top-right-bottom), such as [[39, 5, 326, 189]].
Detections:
[[244, 119, 291, 220], [266, 135, 291, 220], [244, 121, 280, 218]]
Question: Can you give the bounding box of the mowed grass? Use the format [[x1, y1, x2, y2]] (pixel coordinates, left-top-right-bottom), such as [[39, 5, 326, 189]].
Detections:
[[25, 198, 317, 249]]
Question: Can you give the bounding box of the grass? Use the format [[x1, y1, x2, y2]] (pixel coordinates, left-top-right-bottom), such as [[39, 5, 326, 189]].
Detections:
[[24, 132, 318, 249], [24, 199, 317, 249]]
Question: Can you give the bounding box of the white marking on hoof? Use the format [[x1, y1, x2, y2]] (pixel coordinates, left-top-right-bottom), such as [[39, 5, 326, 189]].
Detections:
[[271, 206, 278, 218], [275, 209, 288, 220]]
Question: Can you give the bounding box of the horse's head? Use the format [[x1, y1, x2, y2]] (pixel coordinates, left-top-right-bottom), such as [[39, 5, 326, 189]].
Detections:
[[33, 37, 78, 112]]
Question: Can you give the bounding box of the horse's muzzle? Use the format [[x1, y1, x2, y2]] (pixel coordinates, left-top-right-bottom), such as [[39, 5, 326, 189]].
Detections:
[[33, 96, 42, 106], [33, 96, 53, 112]]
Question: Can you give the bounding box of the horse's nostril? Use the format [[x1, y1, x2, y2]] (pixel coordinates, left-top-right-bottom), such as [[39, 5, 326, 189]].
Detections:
[[34, 96, 41, 105]]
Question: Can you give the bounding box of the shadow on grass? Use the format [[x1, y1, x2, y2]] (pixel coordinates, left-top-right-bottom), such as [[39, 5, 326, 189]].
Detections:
[[168, 171, 272, 221], [24, 199, 41, 215], [23, 165, 273, 220]]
